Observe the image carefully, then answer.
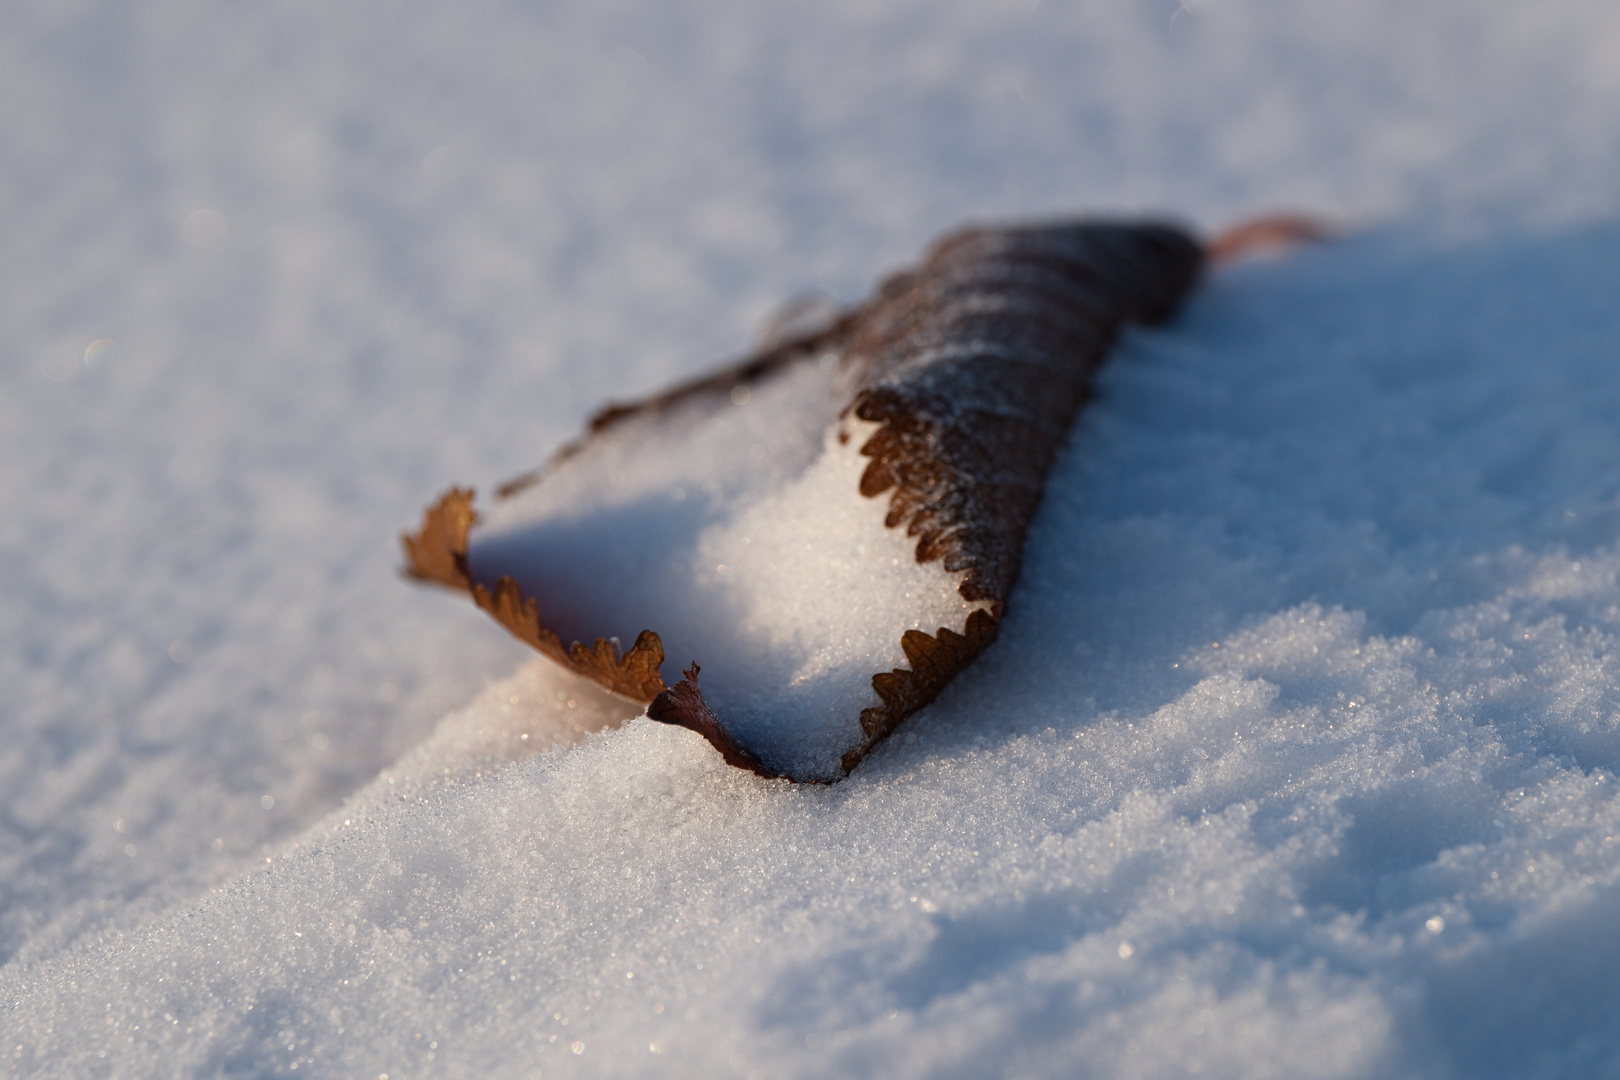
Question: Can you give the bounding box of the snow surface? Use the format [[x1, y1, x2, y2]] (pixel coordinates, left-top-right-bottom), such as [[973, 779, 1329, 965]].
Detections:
[[9, 0, 1620, 1076]]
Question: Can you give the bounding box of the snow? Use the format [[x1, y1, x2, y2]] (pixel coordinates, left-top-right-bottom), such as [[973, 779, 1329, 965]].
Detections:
[[8, 0, 1620, 1076]]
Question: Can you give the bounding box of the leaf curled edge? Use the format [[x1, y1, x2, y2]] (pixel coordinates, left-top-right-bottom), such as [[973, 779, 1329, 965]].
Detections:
[[401, 220, 1214, 780], [401, 486, 477, 590], [402, 486, 668, 703], [647, 666, 785, 779], [843, 608, 1001, 773]]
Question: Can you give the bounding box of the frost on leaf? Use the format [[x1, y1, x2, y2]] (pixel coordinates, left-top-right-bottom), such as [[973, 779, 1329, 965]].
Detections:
[[402, 217, 1206, 781]]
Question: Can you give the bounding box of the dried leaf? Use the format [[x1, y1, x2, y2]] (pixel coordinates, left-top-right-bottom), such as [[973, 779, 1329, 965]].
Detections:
[[401, 486, 476, 590], [403, 218, 1209, 780]]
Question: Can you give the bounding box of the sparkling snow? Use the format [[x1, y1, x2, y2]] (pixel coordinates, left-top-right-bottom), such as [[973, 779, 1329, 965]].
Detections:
[[7, 1, 1620, 1077]]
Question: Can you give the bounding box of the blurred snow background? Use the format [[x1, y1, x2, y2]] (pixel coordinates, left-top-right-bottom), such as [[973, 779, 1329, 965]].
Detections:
[[6, 0, 1620, 1076]]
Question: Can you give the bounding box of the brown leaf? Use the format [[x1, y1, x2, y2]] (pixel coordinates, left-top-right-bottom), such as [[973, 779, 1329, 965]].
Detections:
[[400, 486, 477, 590], [647, 666, 783, 779], [844, 609, 1002, 772], [403, 218, 1209, 780]]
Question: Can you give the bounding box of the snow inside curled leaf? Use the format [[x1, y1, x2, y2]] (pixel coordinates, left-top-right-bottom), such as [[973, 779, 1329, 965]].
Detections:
[[470, 359, 987, 781]]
